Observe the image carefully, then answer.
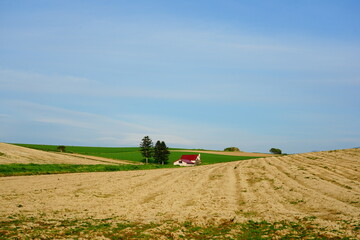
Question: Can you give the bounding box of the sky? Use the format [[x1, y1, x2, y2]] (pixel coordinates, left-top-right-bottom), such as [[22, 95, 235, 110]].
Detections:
[[0, 0, 359, 153]]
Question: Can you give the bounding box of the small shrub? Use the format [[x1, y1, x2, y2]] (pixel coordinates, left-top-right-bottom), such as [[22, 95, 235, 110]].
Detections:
[[224, 147, 240, 152], [57, 146, 66, 152], [270, 148, 282, 154]]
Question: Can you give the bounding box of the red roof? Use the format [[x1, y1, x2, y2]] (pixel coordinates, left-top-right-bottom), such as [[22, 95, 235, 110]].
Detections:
[[180, 155, 199, 161]]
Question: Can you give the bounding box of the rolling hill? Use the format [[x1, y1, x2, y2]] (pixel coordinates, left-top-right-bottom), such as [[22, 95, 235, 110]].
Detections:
[[0, 143, 133, 165]]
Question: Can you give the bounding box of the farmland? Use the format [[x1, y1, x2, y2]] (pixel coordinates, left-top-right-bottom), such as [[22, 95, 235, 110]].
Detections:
[[0, 143, 138, 166], [0, 144, 359, 238], [0, 143, 261, 177], [13, 143, 260, 165]]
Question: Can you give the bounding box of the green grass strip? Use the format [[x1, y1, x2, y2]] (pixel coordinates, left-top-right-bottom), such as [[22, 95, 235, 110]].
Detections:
[[0, 163, 177, 177], [12, 143, 260, 164], [13, 143, 138, 154], [1, 216, 358, 239]]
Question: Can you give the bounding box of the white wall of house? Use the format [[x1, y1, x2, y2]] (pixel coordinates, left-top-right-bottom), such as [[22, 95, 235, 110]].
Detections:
[[195, 154, 201, 164], [173, 160, 195, 167]]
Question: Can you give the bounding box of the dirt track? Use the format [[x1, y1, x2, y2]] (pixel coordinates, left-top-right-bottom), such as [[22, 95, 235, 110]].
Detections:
[[0, 143, 132, 165], [0, 147, 359, 234]]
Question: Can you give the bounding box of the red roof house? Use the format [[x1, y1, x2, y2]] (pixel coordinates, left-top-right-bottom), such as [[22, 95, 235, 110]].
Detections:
[[173, 154, 201, 166]]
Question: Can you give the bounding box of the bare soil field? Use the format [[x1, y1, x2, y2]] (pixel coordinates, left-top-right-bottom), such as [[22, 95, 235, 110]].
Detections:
[[0, 147, 359, 238], [0, 143, 133, 165]]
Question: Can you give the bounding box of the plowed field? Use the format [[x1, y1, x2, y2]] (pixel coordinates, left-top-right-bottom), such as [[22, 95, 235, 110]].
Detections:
[[0, 147, 359, 238]]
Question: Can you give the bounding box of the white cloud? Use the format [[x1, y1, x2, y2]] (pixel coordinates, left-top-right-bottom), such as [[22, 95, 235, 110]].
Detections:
[[0, 68, 210, 101], [6, 100, 153, 131], [0, 100, 204, 147], [0, 67, 338, 108], [1, 99, 256, 149], [0, 68, 96, 93]]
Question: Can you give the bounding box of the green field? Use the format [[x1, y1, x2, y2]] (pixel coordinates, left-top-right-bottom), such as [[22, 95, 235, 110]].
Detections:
[[4, 144, 261, 176], [169, 151, 260, 164], [13, 144, 259, 164], [0, 163, 176, 177], [14, 144, 138, 154]]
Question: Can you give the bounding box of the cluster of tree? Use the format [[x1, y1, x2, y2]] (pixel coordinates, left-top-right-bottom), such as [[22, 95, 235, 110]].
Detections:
[[269, 148, 282, 154], [224, 147, 240, 152], [139, 136, 170, 164]]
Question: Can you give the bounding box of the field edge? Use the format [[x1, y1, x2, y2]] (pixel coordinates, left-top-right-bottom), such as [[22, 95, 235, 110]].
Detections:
[[1, 215, 358, 239]]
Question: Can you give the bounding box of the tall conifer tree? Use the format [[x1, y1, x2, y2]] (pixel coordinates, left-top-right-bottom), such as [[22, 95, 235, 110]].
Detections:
[[160, 141, 170, 165], [153, 140, 162, 164], [154, 140, 170, 164], [139, 136, 153, 164]]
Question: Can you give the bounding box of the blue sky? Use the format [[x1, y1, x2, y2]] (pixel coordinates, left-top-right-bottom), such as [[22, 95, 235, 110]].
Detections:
[[1, 0, 359, 153]]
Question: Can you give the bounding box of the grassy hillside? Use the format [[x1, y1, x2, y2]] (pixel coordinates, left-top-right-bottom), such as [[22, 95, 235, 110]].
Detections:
[[13, 144, 259, 164], [0, 163, 175, 177], [0, 143, 261, 176], [14, 144, 137, 154]]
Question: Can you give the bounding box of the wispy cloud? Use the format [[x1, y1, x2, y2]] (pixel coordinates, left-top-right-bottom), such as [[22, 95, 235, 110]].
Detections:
[[0, 68, 96, 94], [2, 100, 267, 149], [7, 100, 153, 131], [0, 100, 210, 147], [0, 68, 210, 101], [2, 65, 358, 109]]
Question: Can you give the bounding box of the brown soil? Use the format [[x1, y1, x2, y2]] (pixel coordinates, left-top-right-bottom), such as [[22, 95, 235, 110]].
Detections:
[[0, 143, 133, 165], [0, 146, 359, 235]]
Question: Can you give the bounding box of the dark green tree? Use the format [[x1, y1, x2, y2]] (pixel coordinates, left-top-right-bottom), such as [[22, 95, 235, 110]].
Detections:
[[153, 141, 162, 164], [224, 147, 240, 152], [160, 141, 170, 165], [154, 140, 170, 165], [269, 148, 282, 154], [140, 136, 153, 164], [57, 145, 66, 152]]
